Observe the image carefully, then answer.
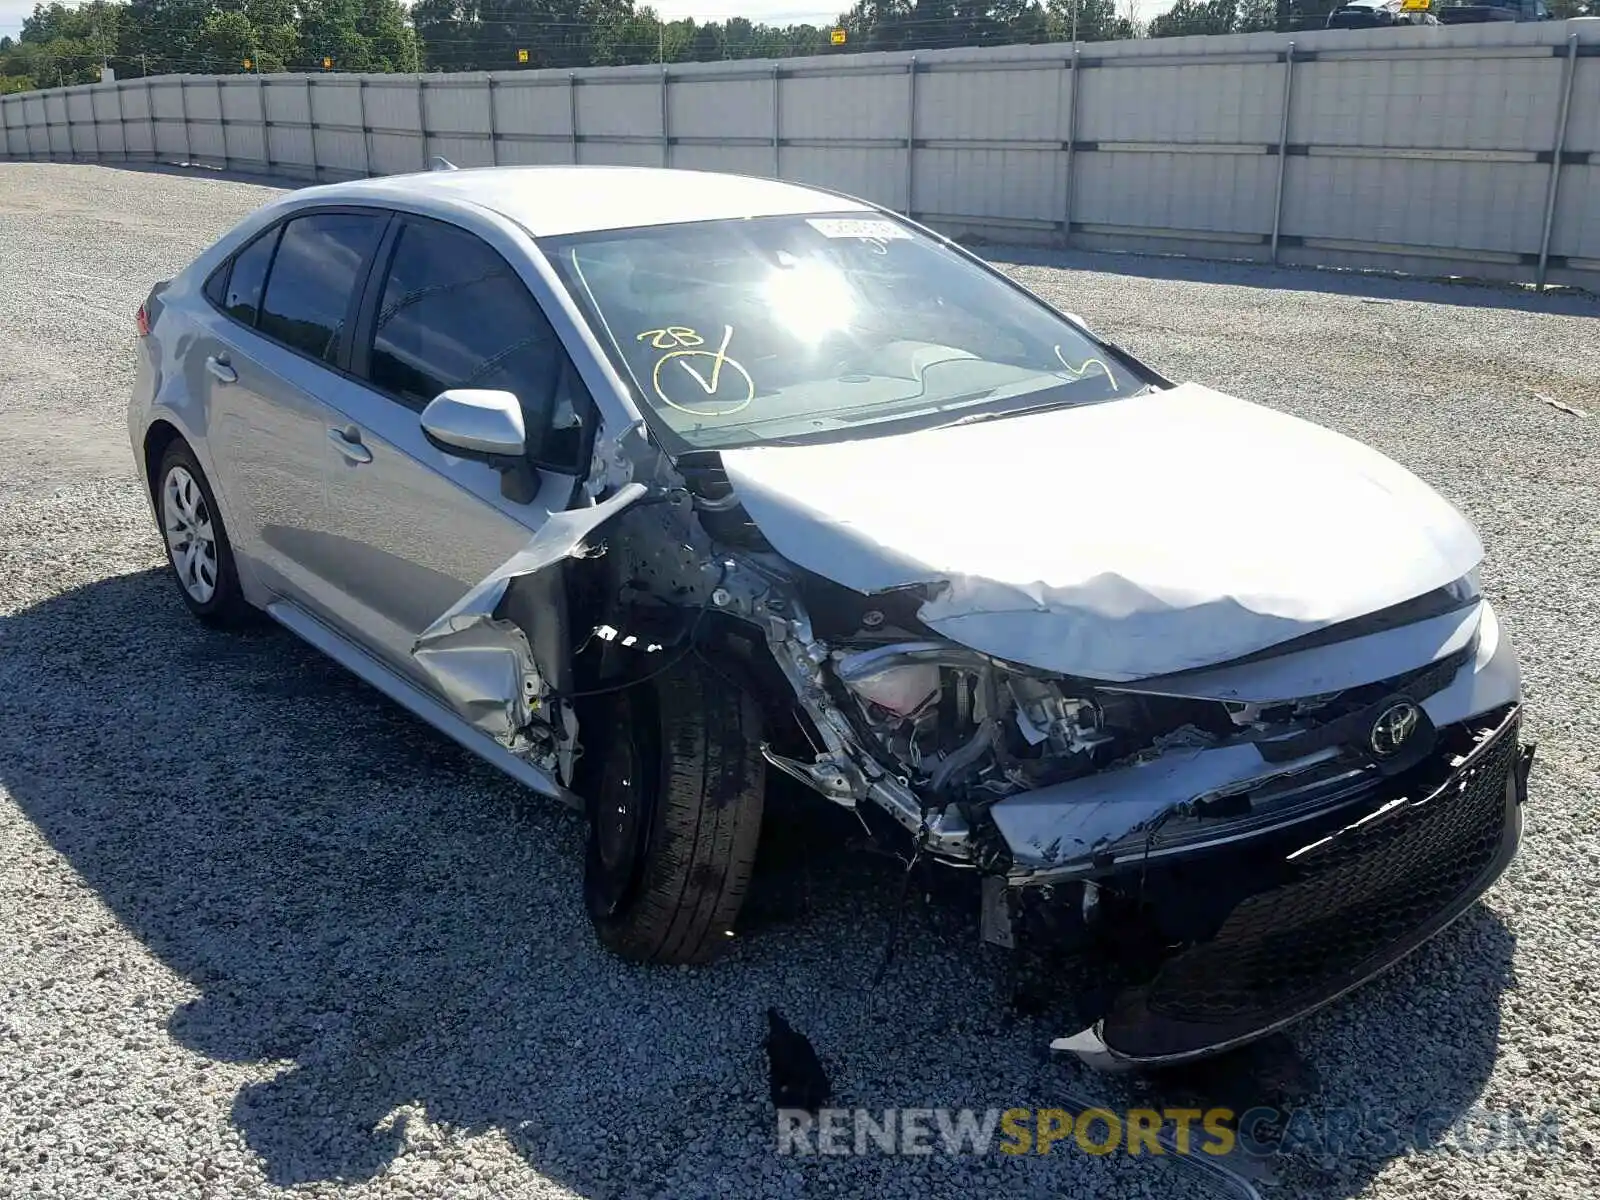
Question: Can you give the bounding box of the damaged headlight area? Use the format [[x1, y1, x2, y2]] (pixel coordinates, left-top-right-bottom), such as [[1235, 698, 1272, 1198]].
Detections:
[[749, 574, 1527, 1063], [758, 570, 1498, 879], [822, 638, 1241, 842]]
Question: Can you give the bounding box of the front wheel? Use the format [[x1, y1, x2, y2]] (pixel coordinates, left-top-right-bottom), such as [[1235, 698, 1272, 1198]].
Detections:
[[582, 656, 766, 965]]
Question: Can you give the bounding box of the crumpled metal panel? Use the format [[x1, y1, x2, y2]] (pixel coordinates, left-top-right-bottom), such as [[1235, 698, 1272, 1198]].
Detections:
[[412, 620, 541, 743], [721, 383, 1484, 681], [989, 605, 1522, 875], [410, 482, 649, 745], [1105, 601, 1482, 704]]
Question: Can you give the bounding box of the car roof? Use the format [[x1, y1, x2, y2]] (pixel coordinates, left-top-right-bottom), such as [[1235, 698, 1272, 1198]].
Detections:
[[304, 165, 874, 238]]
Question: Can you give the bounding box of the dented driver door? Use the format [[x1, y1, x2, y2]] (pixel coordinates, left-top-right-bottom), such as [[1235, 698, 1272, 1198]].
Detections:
[[308, 214, 595, 745], [316, 377, 560, 716]]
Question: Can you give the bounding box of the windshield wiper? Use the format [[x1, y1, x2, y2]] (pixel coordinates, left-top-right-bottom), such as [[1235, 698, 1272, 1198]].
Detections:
[[925, 384, 1153, 431]]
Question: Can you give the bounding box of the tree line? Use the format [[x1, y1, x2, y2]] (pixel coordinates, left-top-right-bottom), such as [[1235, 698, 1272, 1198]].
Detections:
[[2, 0, 1587, 95]]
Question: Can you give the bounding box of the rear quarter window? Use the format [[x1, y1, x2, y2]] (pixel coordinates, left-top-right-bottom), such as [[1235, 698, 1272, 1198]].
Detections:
[[206, 225, 281, 327]]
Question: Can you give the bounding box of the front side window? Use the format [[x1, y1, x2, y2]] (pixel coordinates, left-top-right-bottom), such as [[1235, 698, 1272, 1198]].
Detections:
[[257, 212, 387, 364], [545, 211, 1143, 453], [367, 217, 588, 467]]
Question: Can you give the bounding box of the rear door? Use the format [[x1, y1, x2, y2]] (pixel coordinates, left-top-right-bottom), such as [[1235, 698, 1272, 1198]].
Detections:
[[199, 208, 390, 613], [310, 212, 595, 702]]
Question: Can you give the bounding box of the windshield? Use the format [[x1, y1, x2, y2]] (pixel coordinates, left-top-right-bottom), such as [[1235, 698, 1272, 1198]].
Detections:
[[544, 212, 1142, 452]]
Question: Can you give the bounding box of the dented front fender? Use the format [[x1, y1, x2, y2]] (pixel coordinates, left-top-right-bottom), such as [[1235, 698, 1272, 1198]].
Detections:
[[410, 482, 650, 746]]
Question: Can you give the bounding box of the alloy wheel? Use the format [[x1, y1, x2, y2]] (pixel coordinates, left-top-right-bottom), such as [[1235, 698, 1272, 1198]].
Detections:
[[161, 465, 219, 604]]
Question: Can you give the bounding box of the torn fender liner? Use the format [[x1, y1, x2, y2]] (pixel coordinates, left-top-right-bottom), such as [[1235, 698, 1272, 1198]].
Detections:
[[721, 383, 1483, 681], [412, 482, 649, 744]]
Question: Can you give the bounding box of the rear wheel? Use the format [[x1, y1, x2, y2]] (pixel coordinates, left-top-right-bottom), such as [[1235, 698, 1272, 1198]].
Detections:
[[583, 656, 766, 965], [155, 442, 253, 628]]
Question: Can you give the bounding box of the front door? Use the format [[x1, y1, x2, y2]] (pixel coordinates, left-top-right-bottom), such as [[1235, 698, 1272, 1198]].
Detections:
[[310, 213, 592, 707]]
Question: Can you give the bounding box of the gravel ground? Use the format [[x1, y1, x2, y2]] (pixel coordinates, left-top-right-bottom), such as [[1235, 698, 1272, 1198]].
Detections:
[[1, 160, 1597, 1200]]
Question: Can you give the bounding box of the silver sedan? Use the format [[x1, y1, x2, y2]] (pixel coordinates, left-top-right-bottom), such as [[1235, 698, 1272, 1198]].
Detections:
[[129, 165, 1529, 1068]]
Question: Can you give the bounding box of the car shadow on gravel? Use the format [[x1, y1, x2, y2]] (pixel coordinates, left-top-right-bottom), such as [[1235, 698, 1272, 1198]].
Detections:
[[0, 567, 1519, 1198]]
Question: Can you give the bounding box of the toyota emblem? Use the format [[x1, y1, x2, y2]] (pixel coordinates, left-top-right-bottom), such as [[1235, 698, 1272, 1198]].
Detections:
[[1370, 700, 1421, 758]]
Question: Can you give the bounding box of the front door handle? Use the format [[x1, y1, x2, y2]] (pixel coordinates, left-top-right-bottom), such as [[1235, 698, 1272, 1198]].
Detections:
[[205, 356, 237, 384], [327, 426, 373, 465]]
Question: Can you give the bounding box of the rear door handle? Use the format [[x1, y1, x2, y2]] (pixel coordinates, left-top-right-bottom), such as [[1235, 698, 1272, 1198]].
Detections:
[[327, 426, 373, 464], [205, 356, 237, 384]]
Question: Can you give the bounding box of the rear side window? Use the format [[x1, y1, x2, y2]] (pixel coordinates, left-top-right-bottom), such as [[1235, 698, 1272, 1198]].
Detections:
[[257, 212, 386, 364], [212, 226, 280, 327], [367, 217, 588, 467]]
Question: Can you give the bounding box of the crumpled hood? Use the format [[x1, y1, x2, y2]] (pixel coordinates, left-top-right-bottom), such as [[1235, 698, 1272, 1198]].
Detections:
[[720, 383, 1483, 681]]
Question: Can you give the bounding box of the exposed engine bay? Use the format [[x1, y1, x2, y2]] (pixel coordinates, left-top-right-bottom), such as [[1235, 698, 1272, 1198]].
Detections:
[[758, 570, 1244, 868]]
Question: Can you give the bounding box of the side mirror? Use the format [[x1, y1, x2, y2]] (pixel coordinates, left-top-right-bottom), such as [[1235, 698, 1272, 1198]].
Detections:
[[421, 389, 526, 457], [420, 389, 539, 503]]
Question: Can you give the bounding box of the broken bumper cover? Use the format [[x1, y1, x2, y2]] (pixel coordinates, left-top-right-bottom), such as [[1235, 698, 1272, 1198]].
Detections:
[[991, 597, 1519, 879], [1050, 703, 1530, 1067]]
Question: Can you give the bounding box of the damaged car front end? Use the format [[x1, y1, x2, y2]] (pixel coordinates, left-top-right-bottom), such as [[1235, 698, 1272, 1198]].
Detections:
[[409, 409, 1529, 1068], [380, 195, 1531, 1066], [701, 537, 1528, 1068]]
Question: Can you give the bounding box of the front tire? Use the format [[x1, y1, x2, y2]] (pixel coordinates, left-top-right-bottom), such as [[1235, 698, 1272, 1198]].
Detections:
[[155, 441, 253, 628], [583, 657, 766, 965]]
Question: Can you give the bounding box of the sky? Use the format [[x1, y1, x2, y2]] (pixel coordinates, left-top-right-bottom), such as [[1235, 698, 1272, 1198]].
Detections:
[[1, 0, 1179, 44], [2, 1, 29, 39]]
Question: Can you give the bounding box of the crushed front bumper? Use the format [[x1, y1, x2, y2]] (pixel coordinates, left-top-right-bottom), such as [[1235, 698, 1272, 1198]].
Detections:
[[1038, 703, 1530, 1067]]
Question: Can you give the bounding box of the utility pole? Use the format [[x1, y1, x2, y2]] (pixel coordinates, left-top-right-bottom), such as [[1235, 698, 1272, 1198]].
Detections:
[[1071, 0, 1079, 43]]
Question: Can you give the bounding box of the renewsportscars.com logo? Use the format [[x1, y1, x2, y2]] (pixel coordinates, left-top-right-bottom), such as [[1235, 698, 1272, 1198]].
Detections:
[[776, 1105, 1566, 1159], [780, 1107, 1235, 1158]]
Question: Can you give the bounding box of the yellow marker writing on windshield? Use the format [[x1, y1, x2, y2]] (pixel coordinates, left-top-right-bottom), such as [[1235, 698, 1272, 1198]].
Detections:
[[636, 326, 704, 350], [674, 325, 734, 395], [650, 325, 754, 418], [1053, 345, 1118, 391]]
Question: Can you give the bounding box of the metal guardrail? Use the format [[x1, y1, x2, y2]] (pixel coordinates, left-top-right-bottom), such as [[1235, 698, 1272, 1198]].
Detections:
[[3, 23, 1596, 289]]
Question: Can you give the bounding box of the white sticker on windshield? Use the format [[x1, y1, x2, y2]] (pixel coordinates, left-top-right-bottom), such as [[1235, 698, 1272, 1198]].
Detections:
[[806, 218, 910, 241]]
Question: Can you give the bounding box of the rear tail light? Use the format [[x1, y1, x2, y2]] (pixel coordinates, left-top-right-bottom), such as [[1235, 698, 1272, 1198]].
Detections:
[[137, 281, 168, 337]]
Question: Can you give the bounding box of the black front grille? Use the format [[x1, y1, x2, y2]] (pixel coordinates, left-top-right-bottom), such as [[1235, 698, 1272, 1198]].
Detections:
[[1101, 711, 1520, 1057]]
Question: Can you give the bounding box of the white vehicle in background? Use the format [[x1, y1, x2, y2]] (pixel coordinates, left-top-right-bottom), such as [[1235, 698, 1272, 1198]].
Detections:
[[1327, 0, 1441, 26]]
